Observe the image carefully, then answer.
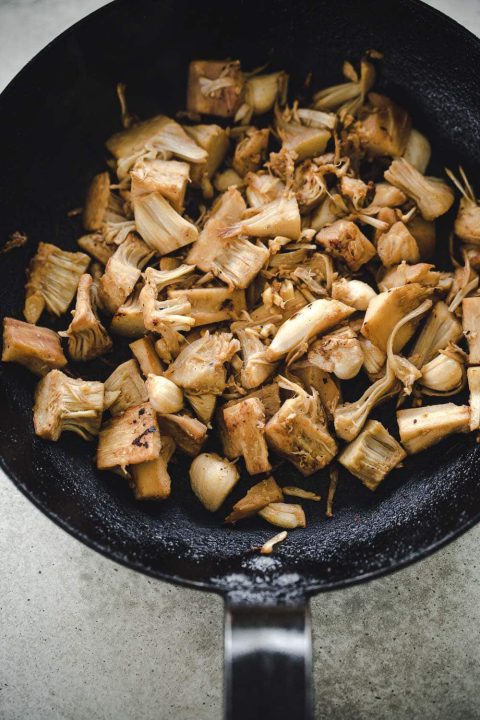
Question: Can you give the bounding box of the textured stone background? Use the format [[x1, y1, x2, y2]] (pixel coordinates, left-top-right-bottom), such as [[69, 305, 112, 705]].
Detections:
[[1, 1, 480, 718]]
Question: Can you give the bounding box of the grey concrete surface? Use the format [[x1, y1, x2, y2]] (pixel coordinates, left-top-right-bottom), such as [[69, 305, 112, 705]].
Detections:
[[1, 1, 480, 718]]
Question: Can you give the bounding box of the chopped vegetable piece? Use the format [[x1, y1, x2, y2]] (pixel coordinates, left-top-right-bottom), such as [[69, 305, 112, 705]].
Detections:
[[397, 403, 470, 454], [220, 397, 271, 475], [97, 402, 161, 469], [34, 370, 104, 441], [104, 359, 147, 416], [338, 419, 406, 490], [2, 317, 67, 376], [24, 243, 90, 324], [258, 502, 306, 529], [225, 476, 283, 523]]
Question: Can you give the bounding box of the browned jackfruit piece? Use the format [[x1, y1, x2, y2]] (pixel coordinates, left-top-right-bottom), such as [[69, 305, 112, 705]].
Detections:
[[220, 397, 271, 475], [157, 413, 208, 457], [186, 60, 245, 117], [225, 476, 283, 524], [265, 379, 337, 476], [2, 317, 67, 376], [316, 220, 376, 271], [97, 402, 161, 469]]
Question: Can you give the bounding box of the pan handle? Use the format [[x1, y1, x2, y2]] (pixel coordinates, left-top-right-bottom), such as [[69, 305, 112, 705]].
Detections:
[[224, 600, 314, 720]]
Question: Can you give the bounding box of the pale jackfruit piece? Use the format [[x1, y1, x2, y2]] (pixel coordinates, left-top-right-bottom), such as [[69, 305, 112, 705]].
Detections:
[[378, 262, 441, 292], [60, 274, 112, 361], [221, 195, 301, 241], [250, 286, 308, 326], [234, 326, 277, 390], [339, 175, 370, 211], [186, 59, 245, 117], [83, 172, 125, 231], [166, 331, 239, 400], [397, 403, 470, 454], [313, 57, 376, 117], [467, 366, 480, 431], [225, 476, 283, 524], [232, 128, 269, 177], [102, 220, 137, 246], [258, 502, 306, 529], [268, 246, 309, 272], [184, 124, 229, 187], [186, 187, 246, 271], [245, 172, 286, 208], [98, 233, 154, 314], [131, 435, 176, 500], [214, 168, 244, 192], [157, 413, 207, 457], [361, 283, 433, 353], [24, 242, 90, 324], [133, 191, 198, 255], [189, 452, 240, 511], [462, 297, 480, 364], [289, 361, 341, 419], [385, 299, 432, 394], [446, 166, 480, 245], [409, 301, 463, 368], [358, 337, 386, 377], [2, 317, 67, 376], [308, 326, 364, 380], [296, 107, 337, 130], [130, 159, 190, 212], [338, 419, 406, 490], [106, 114, 207, 180], [220, 396, 271, 475], [356, 93, 411, 158], [33, 369, 104, 441], [293, 161, 328, 214], [77, 232, 116, 265], [333, 363, 399, 442], [211, 236, 269, 289], [104, 358, 148, 416], [331, 278, 377, 311], [406, 215, 436, 260], [275, 105, 330, 161], [310, 193, 348, 231], [377, 221, 420, 267], [140, 265, 195, 333], [239, 71, 289, 121], [154, 324, 185, 365], [110, 285, 146, 338], [264, 298, 355, 362], [129, 336, 164, 376], [403, 128, 431, 174], [372, 182, 407, 208], [316, 220, 376, 271], [97, 402, 161, 469], [167, 287, 246, 326], [265, 378, 337, 476], [186, 393, 217, 425], [384, 158, 454, 221]]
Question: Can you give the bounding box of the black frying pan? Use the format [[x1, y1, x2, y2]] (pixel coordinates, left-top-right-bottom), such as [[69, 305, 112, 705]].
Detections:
[[1, 1, 480, 718]]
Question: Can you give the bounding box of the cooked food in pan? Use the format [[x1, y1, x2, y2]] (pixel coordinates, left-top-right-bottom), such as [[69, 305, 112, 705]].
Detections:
[[2, 53, 478, 538]]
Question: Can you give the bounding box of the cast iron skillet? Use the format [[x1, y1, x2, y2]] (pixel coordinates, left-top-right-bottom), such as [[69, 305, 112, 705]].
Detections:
[[1, 0, 480, 717]]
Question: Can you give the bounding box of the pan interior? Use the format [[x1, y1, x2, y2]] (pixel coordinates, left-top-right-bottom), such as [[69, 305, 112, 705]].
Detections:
[[1, 0, 480, 594]]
